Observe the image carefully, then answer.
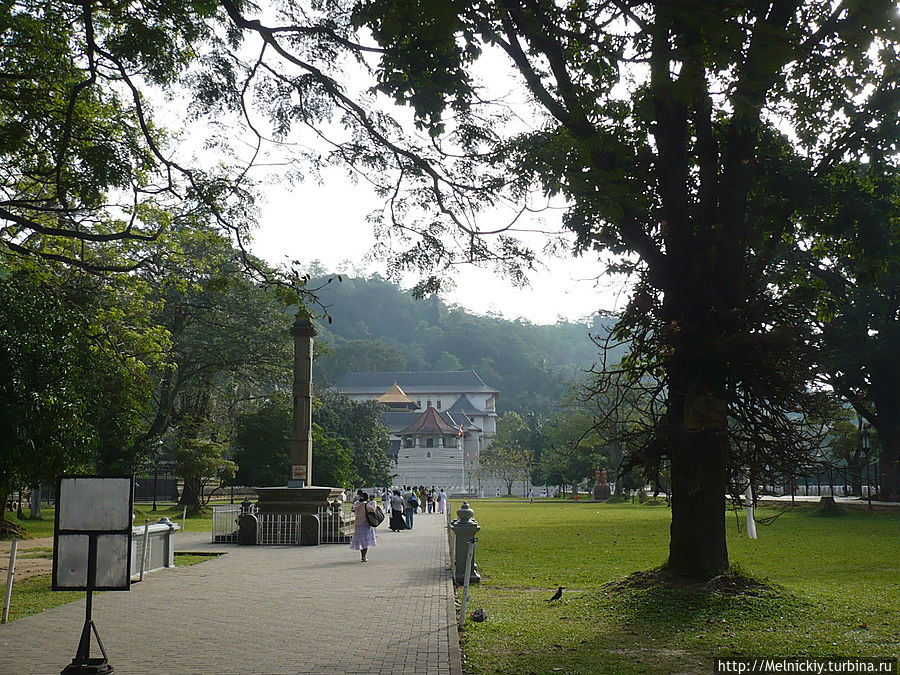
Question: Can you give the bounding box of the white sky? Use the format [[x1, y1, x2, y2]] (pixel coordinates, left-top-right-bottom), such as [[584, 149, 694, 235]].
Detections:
[[249, 173, 630, 325]]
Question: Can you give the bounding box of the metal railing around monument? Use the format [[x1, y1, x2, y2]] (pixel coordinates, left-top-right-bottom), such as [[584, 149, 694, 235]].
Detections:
[[212, 503, 245, 543], [257, 511, 303, 545], [318, 500, 353, 544], [211, 501, 352, 545]]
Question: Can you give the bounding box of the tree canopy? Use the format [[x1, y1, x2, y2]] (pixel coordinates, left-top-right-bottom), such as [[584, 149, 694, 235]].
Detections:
[[334, 0, 900, 579], [0, 261, 156, 534], [3, 1, 899, 584]]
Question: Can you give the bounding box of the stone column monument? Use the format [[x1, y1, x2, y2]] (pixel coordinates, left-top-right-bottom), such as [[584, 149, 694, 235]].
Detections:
[[255, 312, 343, 545], [289, 315, 315, 487]]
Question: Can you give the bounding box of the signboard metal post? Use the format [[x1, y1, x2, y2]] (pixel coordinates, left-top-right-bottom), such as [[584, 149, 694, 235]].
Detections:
[[53, 476, 134, 675]]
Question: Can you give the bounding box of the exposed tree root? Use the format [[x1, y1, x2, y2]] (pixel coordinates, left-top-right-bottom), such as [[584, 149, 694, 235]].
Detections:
[[603, 566, 769, 596]]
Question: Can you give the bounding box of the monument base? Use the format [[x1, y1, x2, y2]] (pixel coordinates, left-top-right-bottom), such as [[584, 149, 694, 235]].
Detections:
[[593, 484, 611, 501], [255, 486, 342, 513], [255, 486, 344, 546]]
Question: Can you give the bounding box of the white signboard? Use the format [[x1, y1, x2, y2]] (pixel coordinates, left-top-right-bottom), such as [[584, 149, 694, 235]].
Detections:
[[53, 476, 133, 591], [58, 477, 132, 531]]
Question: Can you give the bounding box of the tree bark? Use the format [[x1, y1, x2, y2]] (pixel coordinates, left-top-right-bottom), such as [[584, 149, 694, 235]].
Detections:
[[179, 477, 203, 513], [870, 369, 900, 501], [663, 284, 731, 578], [877, 426, 900, 501], [666, 388, 730, 579]]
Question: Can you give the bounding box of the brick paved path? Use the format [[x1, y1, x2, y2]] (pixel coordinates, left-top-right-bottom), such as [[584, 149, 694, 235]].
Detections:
[[0, 512, 461, 675]]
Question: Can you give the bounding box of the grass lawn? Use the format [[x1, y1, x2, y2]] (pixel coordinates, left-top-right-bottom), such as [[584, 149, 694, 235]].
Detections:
[[2, 502, 216, 540], [458, 500, 900, 674], [1, 552, 222, 624]]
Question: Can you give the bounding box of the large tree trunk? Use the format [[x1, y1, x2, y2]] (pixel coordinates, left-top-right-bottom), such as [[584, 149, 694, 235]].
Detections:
[[179, 477, 203, 513], [870, 370, 900, 501], [668, 431, 729, 578], [877, 425, 900, 501], [666, 354, 730, 579]]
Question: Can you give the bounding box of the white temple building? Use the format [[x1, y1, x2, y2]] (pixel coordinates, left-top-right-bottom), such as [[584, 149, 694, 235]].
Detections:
[[334, 371, 499, 492]]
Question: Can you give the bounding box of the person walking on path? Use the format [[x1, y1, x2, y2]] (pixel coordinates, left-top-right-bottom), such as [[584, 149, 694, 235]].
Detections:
[[389, 489, 407, 531], [437, 488, 447, 514], [350, 491, 377, 562], [402, 485, 416, 529], [427, 487, 436, 513], [419, 486, 429, 514], [529, 488, 534, 503]]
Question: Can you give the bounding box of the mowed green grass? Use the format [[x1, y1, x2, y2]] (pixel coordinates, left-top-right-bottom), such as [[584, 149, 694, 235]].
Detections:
[[458, 500, 900, 674]]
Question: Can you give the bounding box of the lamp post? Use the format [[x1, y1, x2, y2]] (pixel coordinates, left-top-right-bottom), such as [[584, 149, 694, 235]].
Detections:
[[861, 423, 872, 511], [151, 440, 161, 512]]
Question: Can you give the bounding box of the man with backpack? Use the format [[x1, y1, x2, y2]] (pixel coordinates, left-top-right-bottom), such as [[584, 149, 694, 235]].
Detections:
[[401, 485, 417, 530]]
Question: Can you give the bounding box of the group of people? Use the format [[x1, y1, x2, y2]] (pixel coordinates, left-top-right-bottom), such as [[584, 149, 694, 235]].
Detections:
[[348, 485, 448, 562], [386, 485, 448, 531]]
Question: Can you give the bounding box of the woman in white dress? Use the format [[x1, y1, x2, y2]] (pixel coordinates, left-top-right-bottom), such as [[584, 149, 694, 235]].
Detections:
[[349, 492, 377, 562], [437, 488, 447, 514]]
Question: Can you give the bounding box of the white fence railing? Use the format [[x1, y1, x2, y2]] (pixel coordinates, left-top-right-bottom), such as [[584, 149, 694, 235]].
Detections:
[[257, 512, 303, 545], [211, 502, 352, 545], [319, 501, 353, 544], [212, 504, 245, 543]]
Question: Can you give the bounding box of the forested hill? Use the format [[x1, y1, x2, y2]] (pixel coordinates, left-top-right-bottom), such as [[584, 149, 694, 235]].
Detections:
[[310, 275, 619, 413]]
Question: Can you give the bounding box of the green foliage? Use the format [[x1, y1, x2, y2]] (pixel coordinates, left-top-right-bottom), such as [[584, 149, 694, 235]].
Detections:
[[232, 395, 292, 488], [311, 274, 614, 413], [533, 410, 610, 490], [314, 389, 392, 486], [0, 1, 242, 271], [0, 264, 156, 524], [347, 0, 900, 576], [230, 389, 384, 489], [311, 424, 356, 488], [794, 165, 900, 499], [174, 439, 236, 484], [317, 339, 408, 382], [480, 412, 534, 494], [352, 0, 479, 134], [140, 225, 296, 455]]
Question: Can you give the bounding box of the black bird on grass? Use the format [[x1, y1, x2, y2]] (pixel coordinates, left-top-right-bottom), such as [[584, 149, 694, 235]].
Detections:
[[547, 586, 564, 602]]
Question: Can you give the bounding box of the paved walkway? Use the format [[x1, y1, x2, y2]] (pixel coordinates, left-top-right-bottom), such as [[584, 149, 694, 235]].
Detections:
[[0, 512, 462, 675]]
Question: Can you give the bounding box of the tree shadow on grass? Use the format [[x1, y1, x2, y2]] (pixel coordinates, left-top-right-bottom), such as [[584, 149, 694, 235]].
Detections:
[[598, 566, 804, 633]]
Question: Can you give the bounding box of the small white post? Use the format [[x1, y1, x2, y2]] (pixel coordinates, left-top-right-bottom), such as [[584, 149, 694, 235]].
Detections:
[[3, 540, 18, 623], [459, 537, 477, 623], [181, 506, 187, 532], [139, 518, 151, 581], [744, 487, 757, 540]]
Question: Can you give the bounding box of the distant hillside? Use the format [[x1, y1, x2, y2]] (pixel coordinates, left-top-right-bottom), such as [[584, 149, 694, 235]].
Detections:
[[310, 275, 621, 413]]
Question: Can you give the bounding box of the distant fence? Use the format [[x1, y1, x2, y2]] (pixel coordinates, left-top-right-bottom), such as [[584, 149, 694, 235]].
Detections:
[[752, 462, 880, 498], [133, 475, 178, 502]]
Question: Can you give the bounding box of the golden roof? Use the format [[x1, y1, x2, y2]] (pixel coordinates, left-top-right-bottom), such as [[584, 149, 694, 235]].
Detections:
[[377, 381, 414, 404]]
